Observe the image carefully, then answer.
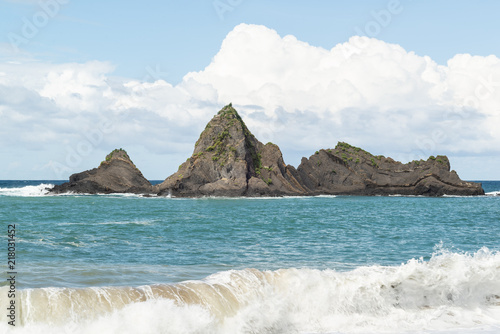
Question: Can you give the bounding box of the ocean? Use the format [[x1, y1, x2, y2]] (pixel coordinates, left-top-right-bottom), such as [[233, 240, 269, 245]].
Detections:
[[0, 180, 499, 334]]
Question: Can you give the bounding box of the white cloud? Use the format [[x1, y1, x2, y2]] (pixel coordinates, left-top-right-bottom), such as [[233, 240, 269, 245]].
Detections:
[[186, 24, 500, 160], [1, 23, 500, 179]]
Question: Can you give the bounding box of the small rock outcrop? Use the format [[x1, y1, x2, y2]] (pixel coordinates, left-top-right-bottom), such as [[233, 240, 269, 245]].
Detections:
[[50, 149, 154, 194], [294, 143, 484, 196], [155, 104, 306, 197]]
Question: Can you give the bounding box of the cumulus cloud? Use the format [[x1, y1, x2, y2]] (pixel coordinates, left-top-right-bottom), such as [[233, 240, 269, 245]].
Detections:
[[1, 23, 500, 179], [0, 60, 221, 178], [186, 24, 500, 159]]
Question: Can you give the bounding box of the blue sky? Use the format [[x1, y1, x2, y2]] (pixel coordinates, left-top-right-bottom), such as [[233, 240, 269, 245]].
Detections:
[[4, 0, 500, 82], [1, 0, 500, 180]]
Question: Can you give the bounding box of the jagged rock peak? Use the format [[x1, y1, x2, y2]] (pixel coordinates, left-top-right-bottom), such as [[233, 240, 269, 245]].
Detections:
[[194, 104, 256, 150], [191, 103, 262, 175], [156, 104, 305, 197]]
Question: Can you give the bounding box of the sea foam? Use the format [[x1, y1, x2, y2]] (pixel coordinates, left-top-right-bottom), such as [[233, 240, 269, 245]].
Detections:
[[0, 184, 54, 197], [0, 184, 157, 198], [486, 191, 500, 196], [2, 248, 499, 334]]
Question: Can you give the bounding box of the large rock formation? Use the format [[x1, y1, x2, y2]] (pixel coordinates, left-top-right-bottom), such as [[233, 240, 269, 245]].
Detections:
[[293, 142, 484, 196], [155, 104, 306, 196], [156, 105, 483, 197], [50, 149, 154, 194], [50, 104, 484, 197]]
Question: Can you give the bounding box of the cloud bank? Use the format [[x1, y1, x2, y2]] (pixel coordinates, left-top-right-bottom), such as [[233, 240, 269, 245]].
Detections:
[[1, 23, 499, 179]]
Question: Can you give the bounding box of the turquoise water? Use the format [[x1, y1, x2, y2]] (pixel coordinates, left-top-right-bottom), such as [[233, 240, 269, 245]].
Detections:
[[0, 181, 499, 333]]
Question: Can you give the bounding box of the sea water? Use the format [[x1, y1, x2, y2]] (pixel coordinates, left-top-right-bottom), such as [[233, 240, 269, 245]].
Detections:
[[0, 180, 499, 334]]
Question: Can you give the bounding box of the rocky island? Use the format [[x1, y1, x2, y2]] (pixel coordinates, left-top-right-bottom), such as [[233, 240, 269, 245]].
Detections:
[[50, 104, 484, 197], [155, 104, 306, 197], [50, 149, 154, 195], [294, 143, 482, 196]]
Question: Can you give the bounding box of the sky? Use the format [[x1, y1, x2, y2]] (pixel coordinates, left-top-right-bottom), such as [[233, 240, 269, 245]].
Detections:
[[1, 0, 500, 180]]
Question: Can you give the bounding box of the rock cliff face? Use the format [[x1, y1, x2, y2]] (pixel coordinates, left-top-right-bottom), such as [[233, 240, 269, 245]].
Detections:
[[50, 149, 153, 194], [155, 104, 306, 196], [293, 142, 484, 196]]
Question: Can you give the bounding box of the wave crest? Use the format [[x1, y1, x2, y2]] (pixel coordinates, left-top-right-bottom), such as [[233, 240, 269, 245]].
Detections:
[[2, 248, 500, 333], [0, 184, 54, 197]]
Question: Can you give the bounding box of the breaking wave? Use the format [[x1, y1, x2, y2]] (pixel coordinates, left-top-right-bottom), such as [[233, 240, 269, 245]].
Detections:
[[0, 184, 54, 197], [0, 184, 155, 198], [2, 248, 500, 333]]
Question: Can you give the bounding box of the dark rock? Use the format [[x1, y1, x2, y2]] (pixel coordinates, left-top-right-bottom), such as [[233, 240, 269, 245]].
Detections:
[[50, 149, 154, 194], [155, 105, 305, 197], [156, 106, 483, 197], [49, 105, 484, 197], [293, 143, 484, 196], [157, 105, 483, 197]]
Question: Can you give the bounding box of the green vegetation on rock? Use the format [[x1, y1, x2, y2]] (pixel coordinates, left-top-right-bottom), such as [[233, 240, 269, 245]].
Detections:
[[101, 148, 137, 168], [208, 104, 265, 177], [106, 148, 128, 162], [336, 142, 371, 156]]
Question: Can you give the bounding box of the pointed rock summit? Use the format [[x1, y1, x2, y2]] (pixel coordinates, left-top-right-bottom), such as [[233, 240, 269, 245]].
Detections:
[[156, 104, 306, 196], [50, 149, 153, 194]]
